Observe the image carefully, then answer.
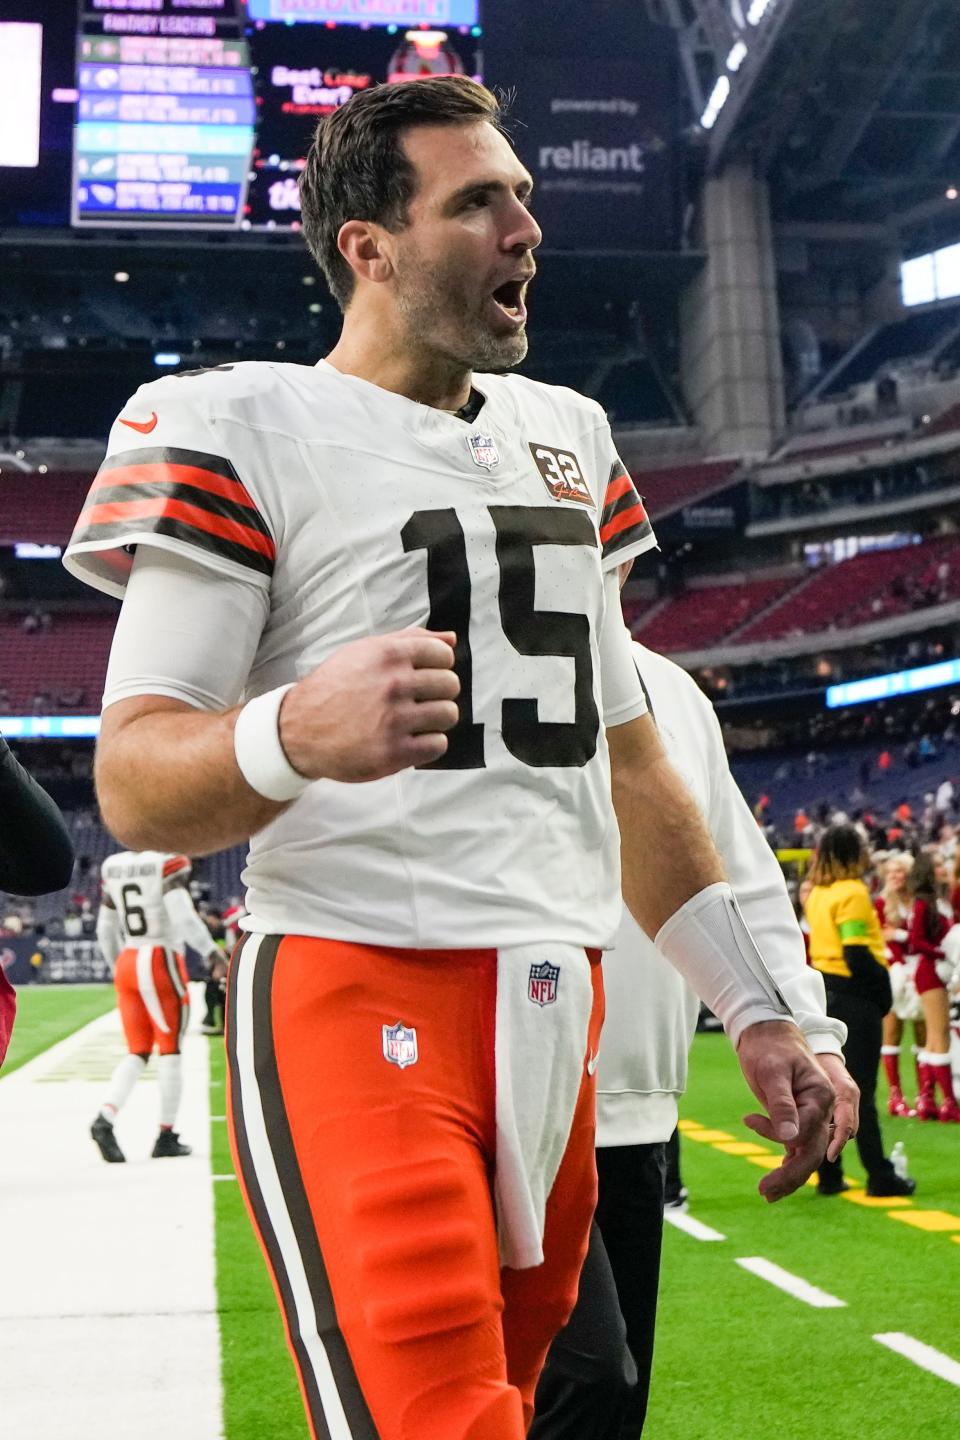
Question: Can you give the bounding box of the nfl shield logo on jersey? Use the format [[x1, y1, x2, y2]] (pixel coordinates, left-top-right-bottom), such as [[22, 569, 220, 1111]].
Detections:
[[528, 961, 560, 1007], [467, 433, 500, 470], [382, 1021, 419, 1069]]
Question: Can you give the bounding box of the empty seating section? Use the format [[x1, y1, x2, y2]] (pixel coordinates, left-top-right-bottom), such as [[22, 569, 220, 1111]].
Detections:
[[0, 612, 116, 711], [738, 536, 960, 643], [820, 302, 960, 397], [928, 398, 960, 435], [0, 473, 90, 545], [631, 459, 740, 521], [632, 577, 797, 653]]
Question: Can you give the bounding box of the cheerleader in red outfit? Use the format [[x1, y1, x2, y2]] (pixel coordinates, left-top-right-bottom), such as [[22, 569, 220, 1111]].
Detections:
[[907, 853, 960, 1122], [876, 854, 924, 1116]]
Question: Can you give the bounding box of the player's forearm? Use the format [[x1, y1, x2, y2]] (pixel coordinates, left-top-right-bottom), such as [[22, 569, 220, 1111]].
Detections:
[[610, 740, 724, 937], [609, 715, 793, 1043], [96, 699, 286, 855]]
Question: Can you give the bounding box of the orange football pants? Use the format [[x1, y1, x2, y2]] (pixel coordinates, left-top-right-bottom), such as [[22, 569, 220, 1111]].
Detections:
[[114, 945, 189, 1056], [226, 934, 603, 1440]]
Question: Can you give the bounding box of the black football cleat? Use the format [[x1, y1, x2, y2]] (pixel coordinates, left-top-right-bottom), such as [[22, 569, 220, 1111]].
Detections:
[[816, 1177, 850, 1196], [151, 1130, 192, 1159], [91, 1114, 126, 1164], [866, 1171, 916, 1198]]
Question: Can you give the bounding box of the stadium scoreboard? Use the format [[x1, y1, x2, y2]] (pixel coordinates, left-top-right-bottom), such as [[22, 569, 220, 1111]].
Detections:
[[73, 2, 256, 227], [3, 0, 482, 233]]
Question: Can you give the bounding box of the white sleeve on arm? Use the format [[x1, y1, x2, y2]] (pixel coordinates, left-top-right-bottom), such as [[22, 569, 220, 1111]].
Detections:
[[599, 570, 648, 726], [102, 547, 268, 712], [95, 905, 122, 971], [705, 708, 846, 1056], [163, 885, 220, 960]]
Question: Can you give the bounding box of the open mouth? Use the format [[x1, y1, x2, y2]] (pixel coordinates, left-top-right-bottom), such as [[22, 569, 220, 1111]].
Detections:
[[490, 278, 527, 323]]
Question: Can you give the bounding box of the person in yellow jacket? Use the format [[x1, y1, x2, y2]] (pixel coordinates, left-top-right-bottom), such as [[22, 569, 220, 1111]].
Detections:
[[805, 824, 915, 1197]]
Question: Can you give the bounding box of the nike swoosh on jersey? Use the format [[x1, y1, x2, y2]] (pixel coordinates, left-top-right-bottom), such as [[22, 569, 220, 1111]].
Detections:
[[119, 411, 158, 434], [586, 1050, 599, 1075]]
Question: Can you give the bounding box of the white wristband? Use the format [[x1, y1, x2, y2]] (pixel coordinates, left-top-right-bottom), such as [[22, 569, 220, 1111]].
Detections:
[[655, 881, 794, 1047], [233, 684, 312, 803]]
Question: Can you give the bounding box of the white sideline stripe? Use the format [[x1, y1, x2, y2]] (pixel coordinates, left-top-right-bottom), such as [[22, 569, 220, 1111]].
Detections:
[[234, 935, 354, 1440], [874, 1332, 960, 1386], [212, 1173, 237, 1181], [0, 990, 222, 1439], [663, 1209, 726, 1242], [735, 1257, 847, 1309], [0, 1007, 118, 1084]]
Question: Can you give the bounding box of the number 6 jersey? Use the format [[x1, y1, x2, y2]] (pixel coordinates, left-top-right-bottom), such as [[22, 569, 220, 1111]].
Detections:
[[66, 361, 656, 950], [100, 850, 193, 947]]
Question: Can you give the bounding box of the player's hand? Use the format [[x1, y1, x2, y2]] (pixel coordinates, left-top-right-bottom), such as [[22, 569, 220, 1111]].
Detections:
[[735, 1020, 833, 1203], [816, 1052, 860, 1162], [278, 629, 460, 783]]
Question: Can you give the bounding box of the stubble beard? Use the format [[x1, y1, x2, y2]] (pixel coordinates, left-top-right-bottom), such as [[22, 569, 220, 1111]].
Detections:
[[394, 257, 529, 375]]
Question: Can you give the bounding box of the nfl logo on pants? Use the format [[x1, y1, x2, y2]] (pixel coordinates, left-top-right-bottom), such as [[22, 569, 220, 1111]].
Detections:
[[382, 1021, 418, 1069], [528, 961, 560, 1007]]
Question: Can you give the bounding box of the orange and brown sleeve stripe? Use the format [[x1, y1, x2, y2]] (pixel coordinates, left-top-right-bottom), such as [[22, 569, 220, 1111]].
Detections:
[[70, 447, 275, 580], [600, 462, 653, 560]]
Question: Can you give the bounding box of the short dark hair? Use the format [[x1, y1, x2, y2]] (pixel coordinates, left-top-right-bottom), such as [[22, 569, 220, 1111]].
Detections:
[[300, 76, 506, 311], [809, 824, 865, 886]]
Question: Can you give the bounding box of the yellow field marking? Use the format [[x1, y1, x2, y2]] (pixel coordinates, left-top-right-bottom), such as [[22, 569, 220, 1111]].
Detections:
[[677, 1119, 704, 1133], [843, 1192, 914, 1209], [889, 1210, 960, 1233], [746, 1155, 782, 1170], [713, 1141, 773, 1156], [685, 1128, 736, 1143]]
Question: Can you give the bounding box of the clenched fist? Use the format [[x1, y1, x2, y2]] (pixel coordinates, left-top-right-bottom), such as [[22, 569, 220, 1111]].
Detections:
[[278, 628, 460, 783]]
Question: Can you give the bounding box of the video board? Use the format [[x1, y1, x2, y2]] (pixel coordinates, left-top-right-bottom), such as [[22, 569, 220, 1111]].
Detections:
[[246, 1, 479, 23], [244, 18, 481, 227], [72, 0, 256, 226]]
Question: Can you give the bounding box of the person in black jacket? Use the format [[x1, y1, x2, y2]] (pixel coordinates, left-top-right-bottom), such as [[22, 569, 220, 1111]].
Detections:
[[804, 825, 914, 1198], [0, 734, 75, 1066]]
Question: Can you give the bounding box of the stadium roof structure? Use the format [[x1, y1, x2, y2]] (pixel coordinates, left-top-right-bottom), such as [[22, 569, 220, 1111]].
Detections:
[[651, 0, 960, 257]]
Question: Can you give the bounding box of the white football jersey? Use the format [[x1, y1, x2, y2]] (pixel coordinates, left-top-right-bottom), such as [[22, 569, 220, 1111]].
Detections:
[[66, 361, 656, 948], [100, 850, 192, 948]]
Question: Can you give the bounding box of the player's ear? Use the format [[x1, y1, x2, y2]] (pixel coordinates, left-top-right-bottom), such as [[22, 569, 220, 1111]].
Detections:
[[337, 220, 394, 287]]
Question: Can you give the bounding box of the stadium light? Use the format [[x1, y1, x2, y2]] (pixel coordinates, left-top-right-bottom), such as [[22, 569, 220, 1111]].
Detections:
[[747, 0, 777, 23], [0, 716, 101, 739], [726, 41, 749, 72], [826, 658, 960, 709], [153, 352, 181, 367], [700, 76, 731, 130], [14, 543, 62, 559]]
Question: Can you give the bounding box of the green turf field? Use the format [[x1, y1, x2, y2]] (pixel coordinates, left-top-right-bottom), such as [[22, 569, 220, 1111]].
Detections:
[[0, 983, 116, 1077], [7, 989, 960, 1437], [648, 1034, 960, 1440], [209, 1029, 960, 1439], [208, 1039, 309, 1440]]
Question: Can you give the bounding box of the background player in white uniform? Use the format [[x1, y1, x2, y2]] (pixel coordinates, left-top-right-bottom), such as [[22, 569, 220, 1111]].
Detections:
[[91, 849, 222, 1162], [532, 639, 860, 1439], [65, 79, 841, 1440]]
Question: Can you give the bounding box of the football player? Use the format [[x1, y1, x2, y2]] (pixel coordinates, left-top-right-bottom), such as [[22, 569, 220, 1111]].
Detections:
[[91, 849, 222, 1161], [66, 79, 838, 1440]]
